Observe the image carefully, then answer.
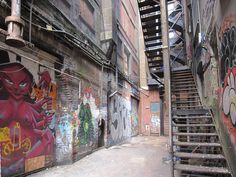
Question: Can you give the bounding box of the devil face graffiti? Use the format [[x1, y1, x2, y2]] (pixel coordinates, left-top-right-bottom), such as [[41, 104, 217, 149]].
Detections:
[[0, 64, 33, 100], [0, 62, 54, 176]]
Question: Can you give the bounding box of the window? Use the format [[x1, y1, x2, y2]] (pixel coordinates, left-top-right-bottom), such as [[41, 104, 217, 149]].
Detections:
[[79, 0, 95, 30], [150, 102, 160, 113]]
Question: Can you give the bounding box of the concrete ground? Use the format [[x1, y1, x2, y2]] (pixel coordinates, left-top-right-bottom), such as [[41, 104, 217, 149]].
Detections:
[[29, 136, 171, 177]]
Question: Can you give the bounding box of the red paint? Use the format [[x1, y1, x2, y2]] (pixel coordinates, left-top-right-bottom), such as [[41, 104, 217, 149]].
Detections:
[[0, 63, 54, 174]]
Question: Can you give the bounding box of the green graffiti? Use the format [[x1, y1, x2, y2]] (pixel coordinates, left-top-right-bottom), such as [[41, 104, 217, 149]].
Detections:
[[77, 102, 94, 145]]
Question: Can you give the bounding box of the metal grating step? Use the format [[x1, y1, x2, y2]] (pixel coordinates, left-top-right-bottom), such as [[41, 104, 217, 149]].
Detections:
[[174, 164, 231, 174], [138, 0, 158, 8], [173, 115, 212, 119], [173, 109, 210, 116], [172, 88, 198, 92], [139, 6, 160, 15], [142, 21, 161, 29], [173, 124, 214, 127], [172, 100, 201, 104], [174, 152, 225, 159], [173, 132, 217, 136], [141, 14, 161, 22], [174, 141, 221, 147]]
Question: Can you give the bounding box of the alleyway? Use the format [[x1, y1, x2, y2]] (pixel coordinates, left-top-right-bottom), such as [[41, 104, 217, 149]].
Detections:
[[29, 136, 171, 177]]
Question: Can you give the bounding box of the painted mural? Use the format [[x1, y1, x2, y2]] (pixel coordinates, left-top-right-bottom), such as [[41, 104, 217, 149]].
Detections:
[[131, 98, 139, 136], [219, 15, 236, 145], [110, 95, 131, 144], [0, 61, 55, 176], [55, 72, 80, 163], [77, 102, 94, 145]]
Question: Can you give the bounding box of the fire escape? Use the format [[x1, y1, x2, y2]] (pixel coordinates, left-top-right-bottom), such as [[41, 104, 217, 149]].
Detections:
[[137, 0, 232, 176]]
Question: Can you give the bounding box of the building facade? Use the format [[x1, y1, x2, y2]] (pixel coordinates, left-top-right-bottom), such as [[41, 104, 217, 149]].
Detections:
[[0, 0, 140, 176]]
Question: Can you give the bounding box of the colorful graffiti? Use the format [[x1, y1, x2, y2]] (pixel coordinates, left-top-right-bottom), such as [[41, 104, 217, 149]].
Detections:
[[219, 17, 236, 140], [220, 26, 236, 83], [55, 111, 74, 162], [131, 98, 139, 136], [0, 62, 55, 176], [77, 102, 94, 145], [110, 95, 131, 142], [222, 69, 236, 125]]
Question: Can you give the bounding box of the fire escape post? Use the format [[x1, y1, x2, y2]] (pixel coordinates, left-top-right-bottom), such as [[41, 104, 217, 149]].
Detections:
[[160, 0, 173, 176]]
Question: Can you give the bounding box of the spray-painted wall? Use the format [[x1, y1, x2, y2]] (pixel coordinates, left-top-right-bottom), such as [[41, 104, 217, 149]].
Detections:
[[0, 0, 141, 176], [0, 51, 56, 177], [107, 94, 131, 145], [0, 47, 107, 176], [186, 0, 236, 174]]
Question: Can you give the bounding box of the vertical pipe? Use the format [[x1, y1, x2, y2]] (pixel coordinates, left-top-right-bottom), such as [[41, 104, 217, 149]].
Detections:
[[159, 92, 164, 136], [29, 0, 34, 43], [5, 0, 25, 47], [182, 0, 191, 65], [160, 0, 173, 176], [11, 0, 21, 16]]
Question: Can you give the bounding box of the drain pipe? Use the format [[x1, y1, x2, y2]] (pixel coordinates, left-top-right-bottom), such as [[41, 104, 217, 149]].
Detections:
[[5, 0, 25, 47]]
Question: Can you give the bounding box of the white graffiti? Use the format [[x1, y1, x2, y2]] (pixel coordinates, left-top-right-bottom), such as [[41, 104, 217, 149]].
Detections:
[[223, 71, 236, 125], [110, 95, 131, 141]]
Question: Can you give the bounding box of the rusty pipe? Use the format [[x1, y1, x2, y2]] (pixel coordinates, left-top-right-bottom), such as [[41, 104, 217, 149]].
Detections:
[[5, 0, 25, 47]]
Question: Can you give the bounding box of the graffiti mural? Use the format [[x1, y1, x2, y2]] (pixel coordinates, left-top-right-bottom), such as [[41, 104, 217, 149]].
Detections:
[[0, 62, 55, 176], [55, 73, 80, 163], [220, 26, 236, 126], [219, 16, 236, 143], [77, 102, 94, 145], [131, 98, 139, 136], [222, 69, 236, 126], [110, 95, 131, 142]]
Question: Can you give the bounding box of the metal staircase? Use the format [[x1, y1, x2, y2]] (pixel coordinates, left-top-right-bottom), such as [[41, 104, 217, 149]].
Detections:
[[138, 0, 163, 78], [171, 68, 232, 177], [137, 0, 186, 80]]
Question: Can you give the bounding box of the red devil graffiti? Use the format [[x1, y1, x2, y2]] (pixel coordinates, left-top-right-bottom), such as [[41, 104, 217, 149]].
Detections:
[[0, 63, 54, 174]]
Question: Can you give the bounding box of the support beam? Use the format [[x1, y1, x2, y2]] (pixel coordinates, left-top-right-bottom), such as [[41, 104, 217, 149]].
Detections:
[[160, 0, 173, 176]]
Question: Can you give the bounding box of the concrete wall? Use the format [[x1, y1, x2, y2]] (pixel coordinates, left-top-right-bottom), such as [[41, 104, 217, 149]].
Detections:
[[185, 0, 236, 174]]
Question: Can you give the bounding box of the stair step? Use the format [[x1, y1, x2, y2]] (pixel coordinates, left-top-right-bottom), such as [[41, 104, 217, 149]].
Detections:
[[138, 0, 158, 8], [172, 75, 193, 79], [174, 105, 203, 107], [174, 152, 225, 159], [174, 141, 221, 147], [173, 132, 217, 136], [140, 6, 160, 15], [141, 14, 161, 22], [173, 109, 210, 116], [172, 82, 195, 85], [172, 86, 197, 89], [172, 84, 196, 88], [173, 124, 214, 127], [173, 100, 200, 104], [172, 96, 200, 100], [172, 92, 199, 95], [173, 116, 212, 119], [174, 164, 230, 174], [172, 79, 195, 82], [172, 70, 191, 74], [172, 89, 198, 92], [172, 80, 195, 83]]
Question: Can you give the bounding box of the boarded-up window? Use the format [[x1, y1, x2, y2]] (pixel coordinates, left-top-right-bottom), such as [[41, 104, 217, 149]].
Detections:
[[150, 102, 160, 113], [79, 0, 94, 29]]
